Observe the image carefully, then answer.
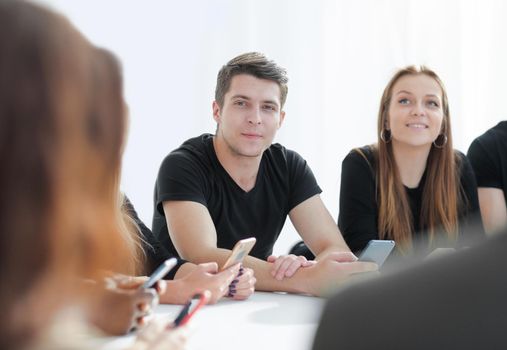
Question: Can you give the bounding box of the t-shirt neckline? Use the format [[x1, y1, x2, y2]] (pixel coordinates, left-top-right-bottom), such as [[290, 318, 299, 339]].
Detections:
[[206, 134, 264, 195]]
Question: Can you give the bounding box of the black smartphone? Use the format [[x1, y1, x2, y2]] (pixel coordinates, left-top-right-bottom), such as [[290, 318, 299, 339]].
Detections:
[[173, 292, 210, 327], [140, 257, 177, 289], [358, 240, 395, 267]]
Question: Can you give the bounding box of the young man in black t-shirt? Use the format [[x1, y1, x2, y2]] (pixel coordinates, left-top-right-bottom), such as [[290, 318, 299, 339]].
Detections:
[[153, 52, 376, 296], [467, 121, 507, 234]]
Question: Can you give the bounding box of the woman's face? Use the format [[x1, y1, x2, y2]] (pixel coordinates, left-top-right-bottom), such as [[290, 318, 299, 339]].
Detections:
[[387, 74, 444, 150]]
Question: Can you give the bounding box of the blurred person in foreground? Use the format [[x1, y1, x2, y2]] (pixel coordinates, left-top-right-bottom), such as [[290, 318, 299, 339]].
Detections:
[[312, 227, 506, 349], [0, 1, 185, 348]]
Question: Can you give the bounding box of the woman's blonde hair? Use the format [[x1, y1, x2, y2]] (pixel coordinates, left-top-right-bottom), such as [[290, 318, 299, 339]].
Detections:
[[376, 65, 462, 252]]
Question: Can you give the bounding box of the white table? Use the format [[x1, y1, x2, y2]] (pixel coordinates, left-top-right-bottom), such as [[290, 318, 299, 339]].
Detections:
[[104, 292, 325, 350]]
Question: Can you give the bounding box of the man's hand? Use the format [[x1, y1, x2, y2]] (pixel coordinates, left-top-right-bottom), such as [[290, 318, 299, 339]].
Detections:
[[303, 252, 378, 296], [267, 254, 316, 280]]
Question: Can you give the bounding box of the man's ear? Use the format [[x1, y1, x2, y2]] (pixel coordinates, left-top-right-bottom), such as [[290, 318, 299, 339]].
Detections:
[[212, 101, 221, 123], [278, 110, 286, 129]]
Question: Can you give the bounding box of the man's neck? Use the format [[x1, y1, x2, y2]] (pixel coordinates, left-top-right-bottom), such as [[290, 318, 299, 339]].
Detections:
[[392, 142, 431, 189], [213, 136, 263, 192]]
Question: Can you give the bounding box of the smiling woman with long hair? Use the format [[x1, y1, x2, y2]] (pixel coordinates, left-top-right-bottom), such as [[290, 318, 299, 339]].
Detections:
[[338, 66, 483, 255]]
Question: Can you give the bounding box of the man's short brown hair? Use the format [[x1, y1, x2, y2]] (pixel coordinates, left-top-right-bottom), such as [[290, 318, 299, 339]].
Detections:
[[215, 52, 288, 108]]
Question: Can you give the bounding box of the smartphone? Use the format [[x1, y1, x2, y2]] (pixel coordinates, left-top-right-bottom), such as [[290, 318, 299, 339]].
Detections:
[[221, 237, 256, 270], [140, 257, 178, 289], [358, 240, 395, 267], [173, 292, 210, 327]]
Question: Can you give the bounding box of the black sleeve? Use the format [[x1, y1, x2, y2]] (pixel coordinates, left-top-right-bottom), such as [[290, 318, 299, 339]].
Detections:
[[338, 150, 378, 253], [154, 151, 209, 217], [123, 196, 187, 280], [456, 153, 486, 243], [287, 150, 322, 210], [467, 137, 502, 188]]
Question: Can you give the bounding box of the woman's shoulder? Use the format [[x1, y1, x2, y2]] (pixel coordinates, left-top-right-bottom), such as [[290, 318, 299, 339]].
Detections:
[[342, 145, 378, 177], [344, 145, 377, 165]]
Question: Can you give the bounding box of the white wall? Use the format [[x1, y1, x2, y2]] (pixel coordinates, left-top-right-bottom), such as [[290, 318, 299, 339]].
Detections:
[[38, 0, 507, 255]]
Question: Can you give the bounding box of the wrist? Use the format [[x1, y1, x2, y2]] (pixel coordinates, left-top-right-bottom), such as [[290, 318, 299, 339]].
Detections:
[[160, 279, 187, 304]]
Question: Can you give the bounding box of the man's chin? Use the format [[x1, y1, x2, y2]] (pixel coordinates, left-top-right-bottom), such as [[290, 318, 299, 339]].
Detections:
[[237, 151, 263, 158], [232, 147, 264, 158]]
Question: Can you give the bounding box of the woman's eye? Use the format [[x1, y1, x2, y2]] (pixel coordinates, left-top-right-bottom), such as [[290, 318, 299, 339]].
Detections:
[[427, 100, 439, 108], [398, 98, 410, 105]]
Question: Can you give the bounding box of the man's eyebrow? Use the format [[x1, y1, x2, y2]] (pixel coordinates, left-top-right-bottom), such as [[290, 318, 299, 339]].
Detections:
[[230, 94, 251, 100], [262, 100, 279, 106]]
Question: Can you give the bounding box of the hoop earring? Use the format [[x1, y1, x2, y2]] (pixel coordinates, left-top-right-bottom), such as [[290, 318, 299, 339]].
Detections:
[[380, 129, 392, 143], [433, 134, 448, 148]]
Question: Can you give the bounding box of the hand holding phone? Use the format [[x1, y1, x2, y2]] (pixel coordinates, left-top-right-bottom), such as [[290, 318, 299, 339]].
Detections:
[[221, 237, 256, 270], [358, 240, 395, 267], [173, 291, 211, 327], [140, 258, 178, 289]]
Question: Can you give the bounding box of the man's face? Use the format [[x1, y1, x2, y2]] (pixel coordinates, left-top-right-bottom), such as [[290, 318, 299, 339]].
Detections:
[[213, 74, 285, 158]]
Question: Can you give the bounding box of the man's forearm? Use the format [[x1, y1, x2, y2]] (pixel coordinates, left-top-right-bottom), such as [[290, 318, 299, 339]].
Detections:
[[314, 243, 352, 261], [242, 255, 314, 294], [181, 247, 314, 294]]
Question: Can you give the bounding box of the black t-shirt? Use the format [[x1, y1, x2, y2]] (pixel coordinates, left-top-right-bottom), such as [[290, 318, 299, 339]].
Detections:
[[123, 196, 186, 280], [338, 146, 483, 253], [467, 121, 507, 205], [152, 133, 322, 260]]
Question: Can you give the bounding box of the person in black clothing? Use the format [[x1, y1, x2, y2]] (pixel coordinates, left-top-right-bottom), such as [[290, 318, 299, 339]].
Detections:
[[153, 52, 376, 296], [467, 121, 507, 234], [339, 65, 483, 255], [339, 146, 481, 254], [292, 66, 483, 260], [312, 230, 507, 350]]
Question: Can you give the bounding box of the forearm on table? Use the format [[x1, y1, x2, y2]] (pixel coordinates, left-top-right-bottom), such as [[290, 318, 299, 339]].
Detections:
[[314, 242, 352, 261], [176, 246, 315, 295], [242, 255, 311, 294], [177, 246, 234, 267]]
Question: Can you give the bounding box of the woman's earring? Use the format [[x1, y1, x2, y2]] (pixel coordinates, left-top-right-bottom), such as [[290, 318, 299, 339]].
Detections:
[[433, 134, 448, 148], [380, 129, 392, 143]]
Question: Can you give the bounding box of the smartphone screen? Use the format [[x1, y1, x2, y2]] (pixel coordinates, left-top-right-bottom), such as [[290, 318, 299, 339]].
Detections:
[[358, 240, 395, 267], [173, 292, 210, 327], [221, 237, 256, 270], [141, 257, 178, 289]]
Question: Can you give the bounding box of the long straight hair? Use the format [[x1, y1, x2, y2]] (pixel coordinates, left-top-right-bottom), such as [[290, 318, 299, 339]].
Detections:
[[94, 47, 147, 276], [376, 66, 460, 252], [0, 2, 129, 347]]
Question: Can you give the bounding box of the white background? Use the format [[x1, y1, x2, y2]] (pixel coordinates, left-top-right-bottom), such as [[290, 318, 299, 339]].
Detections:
[[38, 0, 507, 255]]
